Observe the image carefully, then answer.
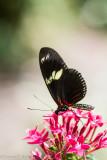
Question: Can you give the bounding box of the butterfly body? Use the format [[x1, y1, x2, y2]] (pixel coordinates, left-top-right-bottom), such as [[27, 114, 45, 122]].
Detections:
[[39, 47, 94, 114]]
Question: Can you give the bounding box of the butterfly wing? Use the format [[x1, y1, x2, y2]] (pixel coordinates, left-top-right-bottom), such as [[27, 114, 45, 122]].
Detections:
[[39, 47, 67, 105], [59, 68, 94, 111], [39, 47, 87, 107], [60, 68, 87, 105]]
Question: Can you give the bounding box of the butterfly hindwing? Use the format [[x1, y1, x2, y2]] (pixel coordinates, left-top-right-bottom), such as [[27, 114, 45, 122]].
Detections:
[[60, 68, 87, 105]]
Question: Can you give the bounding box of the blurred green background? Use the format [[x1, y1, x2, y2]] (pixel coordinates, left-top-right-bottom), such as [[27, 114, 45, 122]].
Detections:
[[1, 0, 107, 75], [0, 0, 107, 159]]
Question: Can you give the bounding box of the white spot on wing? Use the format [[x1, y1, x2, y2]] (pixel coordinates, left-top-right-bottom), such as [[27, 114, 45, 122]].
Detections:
[[45, 78, 51, 85], [41, 53, 50, 64], [49, 76, 52, 81], [41, 57, 45, 64], [55, 69, 63, 80], [52, 71, 56, 79], [45, 68, 63, 85], [46, 53, 50, 60]]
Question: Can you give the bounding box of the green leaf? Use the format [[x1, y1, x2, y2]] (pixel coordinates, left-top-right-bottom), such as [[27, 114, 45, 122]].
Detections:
[[49, 146, 58, 152], [66, 153, 79, 160]]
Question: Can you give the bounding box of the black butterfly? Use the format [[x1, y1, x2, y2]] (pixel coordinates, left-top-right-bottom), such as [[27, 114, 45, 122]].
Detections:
[[39, 47, 94, 114]]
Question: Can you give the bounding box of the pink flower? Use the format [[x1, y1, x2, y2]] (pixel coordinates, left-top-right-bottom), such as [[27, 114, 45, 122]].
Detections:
[[24, 109, 107, 160], [24, 128, 49, 144], [32, 148, 42, 160], [67, 135, 90, 156]]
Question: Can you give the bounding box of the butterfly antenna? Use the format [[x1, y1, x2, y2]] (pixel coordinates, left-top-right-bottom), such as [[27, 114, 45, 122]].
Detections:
[[33, 94, 53, 110], [27, 107, 51, 112]]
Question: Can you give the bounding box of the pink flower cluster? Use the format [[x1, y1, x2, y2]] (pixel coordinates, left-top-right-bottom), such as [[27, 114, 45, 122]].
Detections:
[[24, 110, 107, 160]]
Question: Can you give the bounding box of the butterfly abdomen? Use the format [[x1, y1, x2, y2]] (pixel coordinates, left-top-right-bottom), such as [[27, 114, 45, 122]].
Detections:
[[73, 103, 94, 111]]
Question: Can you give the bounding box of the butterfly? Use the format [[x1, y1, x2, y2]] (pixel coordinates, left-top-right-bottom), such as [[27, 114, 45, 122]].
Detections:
[[39, 47, 94, 114]]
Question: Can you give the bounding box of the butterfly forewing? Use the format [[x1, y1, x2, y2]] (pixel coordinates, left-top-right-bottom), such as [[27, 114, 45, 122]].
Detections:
[[39, 47, 67, 77], [39, 47, 67, 104]]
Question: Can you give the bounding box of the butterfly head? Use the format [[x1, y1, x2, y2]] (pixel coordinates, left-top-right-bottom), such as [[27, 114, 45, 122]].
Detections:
[[55, 105, 69, 114]]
